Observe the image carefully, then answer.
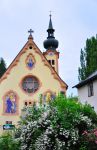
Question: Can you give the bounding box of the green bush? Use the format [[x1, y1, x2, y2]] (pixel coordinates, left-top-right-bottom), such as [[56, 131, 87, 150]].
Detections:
[[0, 132, 20, 150], [15, 94, 97, 150], [0, 95, 96, 150]]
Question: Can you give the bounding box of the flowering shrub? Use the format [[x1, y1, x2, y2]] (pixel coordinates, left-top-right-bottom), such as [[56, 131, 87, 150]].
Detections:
[[15, 95, 97, 150], [80, 129, 97, 150]]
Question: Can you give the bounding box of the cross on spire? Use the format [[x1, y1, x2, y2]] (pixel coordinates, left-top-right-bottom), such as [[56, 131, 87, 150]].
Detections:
[[28, 29, 34, 36], [28, 29, 34, 40]]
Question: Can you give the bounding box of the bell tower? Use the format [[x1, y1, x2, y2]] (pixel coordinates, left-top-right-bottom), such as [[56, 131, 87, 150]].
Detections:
[[43, 15, 59, 73]]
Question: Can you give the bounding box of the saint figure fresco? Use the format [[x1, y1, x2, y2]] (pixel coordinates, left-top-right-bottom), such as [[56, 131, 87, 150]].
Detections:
[[43, 92, 56, 103], [5, 92, 17, 114], [27, 55, 34, 69]]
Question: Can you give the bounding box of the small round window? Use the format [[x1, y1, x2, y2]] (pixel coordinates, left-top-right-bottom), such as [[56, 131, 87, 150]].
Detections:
[[22, 76, 39, 93]]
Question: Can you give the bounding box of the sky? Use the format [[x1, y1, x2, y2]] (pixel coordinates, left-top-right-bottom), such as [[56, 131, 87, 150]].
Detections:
[[0, 0, 97, 96]]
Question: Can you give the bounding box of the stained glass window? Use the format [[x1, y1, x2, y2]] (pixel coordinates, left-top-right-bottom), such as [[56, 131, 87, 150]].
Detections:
[[22, 76, 39, 93]]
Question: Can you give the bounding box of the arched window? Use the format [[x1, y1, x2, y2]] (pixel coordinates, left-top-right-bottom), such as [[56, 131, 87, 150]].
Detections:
[[4, 91, 18, 114], [22, 76, 39, 93]]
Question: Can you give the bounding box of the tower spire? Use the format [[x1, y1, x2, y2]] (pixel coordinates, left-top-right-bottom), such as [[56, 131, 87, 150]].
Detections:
[[43, 15, 59, 50], [48, 13, 53, 30], [47, 14, 55, 38]]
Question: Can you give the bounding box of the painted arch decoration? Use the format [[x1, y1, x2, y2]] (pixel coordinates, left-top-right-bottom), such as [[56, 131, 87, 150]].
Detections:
[[3, 91, 18, 114], [26, 54, 35, 69]]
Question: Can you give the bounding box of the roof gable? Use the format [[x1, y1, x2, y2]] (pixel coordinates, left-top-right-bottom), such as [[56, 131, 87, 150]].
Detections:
[[0, 37, 68, 89]]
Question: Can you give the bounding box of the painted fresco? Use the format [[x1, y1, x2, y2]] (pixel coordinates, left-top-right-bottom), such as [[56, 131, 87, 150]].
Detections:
[[43, 92, 56, 103], [4, 92, 17, 114], [26, 55, 34, 69]]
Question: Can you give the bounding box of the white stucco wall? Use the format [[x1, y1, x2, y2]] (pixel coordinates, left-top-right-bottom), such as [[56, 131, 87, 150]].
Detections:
[[78, 80, 97, 112]]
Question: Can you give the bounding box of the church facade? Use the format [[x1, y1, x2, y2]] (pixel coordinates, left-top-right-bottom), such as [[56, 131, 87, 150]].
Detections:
[[0, 16, 68, 133]]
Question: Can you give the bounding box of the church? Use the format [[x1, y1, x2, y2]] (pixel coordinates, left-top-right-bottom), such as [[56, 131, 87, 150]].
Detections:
[[0, 16, 68, 132]]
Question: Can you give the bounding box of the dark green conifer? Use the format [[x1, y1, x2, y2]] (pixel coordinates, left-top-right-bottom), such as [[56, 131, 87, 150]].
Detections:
[[0, 57, 6, 78]]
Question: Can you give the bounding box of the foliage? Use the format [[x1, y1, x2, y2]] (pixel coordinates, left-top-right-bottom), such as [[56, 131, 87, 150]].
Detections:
[[15, 95, 97, 150], [78, 35, 97, 81], [80, 129, 97, 150], [78, 49, 86, 81], [0, 132, 20, 150], [68, 93, 78, 102], [0, 57, 6, 78], [0, 95, 96, 149]]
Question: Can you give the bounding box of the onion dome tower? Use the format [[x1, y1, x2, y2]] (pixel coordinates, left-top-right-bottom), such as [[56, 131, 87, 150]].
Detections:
[[43, 15, 59, 50], [43, 15, 60, 73]]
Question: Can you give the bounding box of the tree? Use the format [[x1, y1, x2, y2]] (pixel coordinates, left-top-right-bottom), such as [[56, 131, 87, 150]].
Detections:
[[0, 57, 6, 78], [78, 35, 97, 81], [78, 49, 86, 81]]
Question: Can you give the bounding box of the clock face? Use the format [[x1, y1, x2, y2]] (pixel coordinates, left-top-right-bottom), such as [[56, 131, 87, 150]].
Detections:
[[48, 52, 54, 56]]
